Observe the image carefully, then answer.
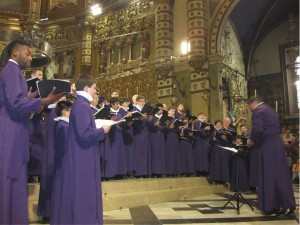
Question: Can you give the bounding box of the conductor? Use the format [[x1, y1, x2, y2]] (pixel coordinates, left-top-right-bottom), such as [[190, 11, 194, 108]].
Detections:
[[247, 96, 295, 216]]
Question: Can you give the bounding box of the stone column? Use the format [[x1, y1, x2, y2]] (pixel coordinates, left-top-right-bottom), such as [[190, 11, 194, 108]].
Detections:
[[154, 0, 174, 60], [208, 54, 223, 122], [187, 0, 208, 72]]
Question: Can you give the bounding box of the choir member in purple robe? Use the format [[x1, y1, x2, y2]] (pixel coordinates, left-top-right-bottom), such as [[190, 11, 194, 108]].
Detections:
[[58, 75, 111, 225], [131, 95, 151, 177], [118, 97, 135, 176], [109, 97, 127, 178], [0, 39, 62, 225], [28, 69, 45, 182], [209, 120, 231, 184], [193, 112, 211, 177], [230, 136, 249, 192], [175, 103, 186, 121], [38, 96, 66, 222], [28, 112, 45, 182], [165, 107, 181, 176], [247, 96, 295, 216], [50, 100, 72, 225], [179, 117, 195, 176], [241, 124, 258, 190], [149, 103, 166, 177]]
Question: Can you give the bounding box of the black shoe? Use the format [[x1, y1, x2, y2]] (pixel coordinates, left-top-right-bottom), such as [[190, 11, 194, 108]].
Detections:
[[262, 208, 279, 216], [277, 208, 295, 217]]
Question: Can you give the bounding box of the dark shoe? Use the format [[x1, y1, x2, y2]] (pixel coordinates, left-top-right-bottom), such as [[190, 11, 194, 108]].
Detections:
[[261, 208, 279, 216], [277, 208, 295, 217]]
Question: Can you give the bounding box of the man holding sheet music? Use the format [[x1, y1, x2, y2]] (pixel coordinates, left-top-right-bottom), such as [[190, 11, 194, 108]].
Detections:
[[247, 96, 295, 216], [0, 39, 63, 225]]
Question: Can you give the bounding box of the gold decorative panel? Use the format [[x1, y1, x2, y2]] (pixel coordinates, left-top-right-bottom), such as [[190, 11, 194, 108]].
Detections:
[[0, 0, 29, 20], [97, 70, 157, 104]]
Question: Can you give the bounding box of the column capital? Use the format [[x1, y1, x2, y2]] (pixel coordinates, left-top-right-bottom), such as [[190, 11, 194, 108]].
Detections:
[[154, 0, 174, 6], [208, 54, 223, 65]]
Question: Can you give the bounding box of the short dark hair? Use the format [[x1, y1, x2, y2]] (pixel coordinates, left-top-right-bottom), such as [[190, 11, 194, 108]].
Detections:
[[75, 75, 96, 91], [156, 103, 164, 108], [214, 119, 222, 125], [55, 100, 73, 117], [110, 97, 119, 105], [119, 97, 130, 104], [247, 95, 263, 105]]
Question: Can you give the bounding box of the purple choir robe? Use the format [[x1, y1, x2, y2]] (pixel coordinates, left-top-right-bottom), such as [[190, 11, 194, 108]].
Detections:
[[100, 133, 115, 179], [58, 95, 105, 225], [109, 112, 127, 176], [250, 103, 295, 212], [175, 111, 185, 121], [149, 116, 166, 175], [193, 121, 210, 174], [248, 145, 259, 187], [38, 106, 57, 217], [50, 118, 69, 224], [132, 106, 151, 176], [28, 112, 45, 176], [179, 128, 195, 175], [119, 107, 135, 173], [165, 118, 181, 176], [209, 129, 231, 183], [0, 61, 41, 225]]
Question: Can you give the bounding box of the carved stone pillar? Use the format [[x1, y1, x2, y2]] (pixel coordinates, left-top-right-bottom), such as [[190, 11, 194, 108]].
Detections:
[[208, 54, 223, 122], [154, 0, 174, 60], [28, 0, 41, 22], [80, 16, 94, 75], [187, 0, 208, 73]]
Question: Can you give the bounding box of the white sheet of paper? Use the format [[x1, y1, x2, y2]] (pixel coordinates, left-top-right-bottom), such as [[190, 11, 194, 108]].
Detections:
[[218, 146, 238, 153]]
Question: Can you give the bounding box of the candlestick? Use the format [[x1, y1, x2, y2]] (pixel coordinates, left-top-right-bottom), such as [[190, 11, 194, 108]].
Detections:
[[275, 100, 278, 112], [254, 89, 257, 97]]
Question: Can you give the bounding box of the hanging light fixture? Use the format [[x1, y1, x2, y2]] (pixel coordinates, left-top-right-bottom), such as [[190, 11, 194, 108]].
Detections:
[[91, 3, 102, 16]]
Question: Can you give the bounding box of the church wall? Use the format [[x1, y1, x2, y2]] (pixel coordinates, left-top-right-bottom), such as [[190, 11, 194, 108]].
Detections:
[[249, 21, 292, 76]]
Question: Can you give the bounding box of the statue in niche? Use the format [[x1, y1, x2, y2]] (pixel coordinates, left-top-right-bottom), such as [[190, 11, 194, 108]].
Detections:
[[45, 51, 75, 79]]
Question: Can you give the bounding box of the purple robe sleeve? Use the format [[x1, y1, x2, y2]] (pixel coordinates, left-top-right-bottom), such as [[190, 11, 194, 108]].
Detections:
[[1, 62, 40, 114]]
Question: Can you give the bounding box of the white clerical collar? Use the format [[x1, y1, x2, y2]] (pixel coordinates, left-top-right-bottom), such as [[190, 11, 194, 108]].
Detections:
[[155, 114, 162, 119], [76, 91, 93, 102], [110, 107, 119, 113], [254, 102, 264, 109], [54, 117, 69, 123], [136, 105, 142, 111], [9, 59, 18, 65], [48, 103, 56, 109], [121, 106, 129, 111]]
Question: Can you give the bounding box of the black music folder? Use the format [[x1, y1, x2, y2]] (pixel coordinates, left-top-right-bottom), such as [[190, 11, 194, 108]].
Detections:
[[94, 107, 115, 120], [172, 119, 185, 128], [141, 104, 154, 115], [159, 114, 173, 127], [37, 79, 71, 98], [27, 77, 39, 93], [124, 111, 144, 121]]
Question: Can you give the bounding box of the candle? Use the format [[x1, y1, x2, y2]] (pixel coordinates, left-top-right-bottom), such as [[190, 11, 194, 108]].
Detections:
[[275, 100, 278, 112], [254, 89, 257, 97]]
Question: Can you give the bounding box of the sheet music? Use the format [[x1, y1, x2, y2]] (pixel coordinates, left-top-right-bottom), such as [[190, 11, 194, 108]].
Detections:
[[218, 146, 238, 153], [95, 119, 125, 128]]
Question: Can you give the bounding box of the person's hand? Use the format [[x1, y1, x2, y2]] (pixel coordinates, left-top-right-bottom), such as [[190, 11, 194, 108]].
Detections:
[[28, 87, 38, 98], [247, 139, 254, 148], [125, 112, 132, 117], [154, 121, 160, 126], [170, 124, 174, 129], [102, 125, 111, 134]]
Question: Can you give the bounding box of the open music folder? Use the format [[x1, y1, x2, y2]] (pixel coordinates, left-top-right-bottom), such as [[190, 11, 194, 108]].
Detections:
[[37, 79, 71, 98]]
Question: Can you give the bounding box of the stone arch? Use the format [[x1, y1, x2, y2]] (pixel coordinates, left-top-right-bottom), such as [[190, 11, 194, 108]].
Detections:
[[208, 0, 240, 55]]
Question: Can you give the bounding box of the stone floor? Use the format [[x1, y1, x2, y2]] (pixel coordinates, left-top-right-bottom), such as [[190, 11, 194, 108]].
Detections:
[[31, 184, 299, 225]]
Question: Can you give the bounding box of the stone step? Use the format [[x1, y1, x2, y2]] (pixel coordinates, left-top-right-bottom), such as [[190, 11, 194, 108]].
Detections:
[[28, 177, 227, 222]]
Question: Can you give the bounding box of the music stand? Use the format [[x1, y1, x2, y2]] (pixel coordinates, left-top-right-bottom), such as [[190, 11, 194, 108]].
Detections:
[[220, 147, 254, 214]]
